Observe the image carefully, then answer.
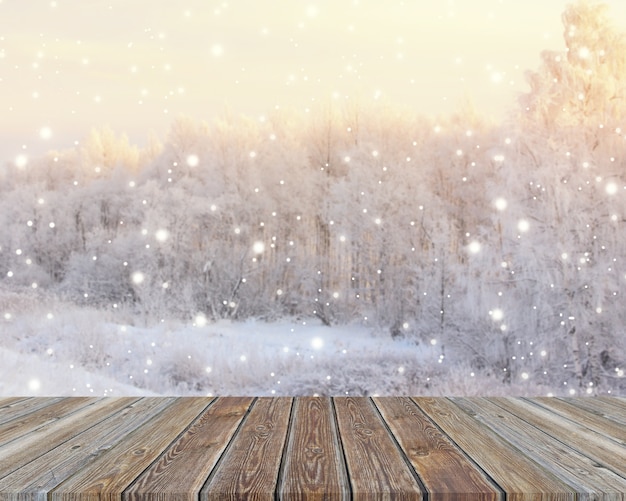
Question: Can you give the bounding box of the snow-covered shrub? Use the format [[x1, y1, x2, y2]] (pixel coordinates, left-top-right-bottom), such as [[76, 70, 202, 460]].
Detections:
[[52, 309, 116, 371], [161, 346, 212, 393]]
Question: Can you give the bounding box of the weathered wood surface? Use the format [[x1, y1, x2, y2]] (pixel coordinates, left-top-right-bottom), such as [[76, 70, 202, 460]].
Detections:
[[0, 398, 623, 500], [279, 397, 348, 500]]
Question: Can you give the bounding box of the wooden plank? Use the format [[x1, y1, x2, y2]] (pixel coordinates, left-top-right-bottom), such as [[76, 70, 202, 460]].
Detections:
[[555, 398, 626, 426], [278, 397, 349, 500], [529, 397, 626, 445], [373, 397, 502, 501], [49, 398, 212, 501], [489, 398, 626, 478], [0, 398, 133, 479], [0, 397, 176, 501], [452, 397, 626, 500], [0, 398, 39, 421], [0, 398, 96, 446], [334, 397, 424, 500], [0, 397, 623, 500], [201, 397, 292, 501], [413, 397, 577, 501], [596, 397, 626, 416], [123, 397, 253, 501], [0, 398, 66, 426], [0, 399, 27, 407]]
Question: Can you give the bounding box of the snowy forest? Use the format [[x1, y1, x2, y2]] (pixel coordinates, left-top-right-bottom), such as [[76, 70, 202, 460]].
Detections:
[[1, 1, 625, 395]]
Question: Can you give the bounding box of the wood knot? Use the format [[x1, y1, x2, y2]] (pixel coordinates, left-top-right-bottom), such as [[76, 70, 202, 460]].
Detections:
[[410, 448, 429, 457], [255, 425, 270, 435], [355, 426, 373, 437]]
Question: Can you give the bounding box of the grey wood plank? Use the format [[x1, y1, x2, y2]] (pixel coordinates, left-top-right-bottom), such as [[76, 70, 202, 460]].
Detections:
[[0, 400, 26, 407], [0, 398, 133, 479], [49, 398, 212, 501], [0, 398, 174, 501], [279, 397, 349, 501], [334, 397, 424, 500], [0, 399, 45, 425], [0, 398, 97, 447], [413, 397, 577, 501], [529, 397, 626, 445], [555, 398, 626, 426], [201, 397, 292, 501], [489, 398, 626, 478], [453, 397, 626, 501], [594, 397, 626, 418], [124, 397, 253, 501], [374, 397, 502, 501]]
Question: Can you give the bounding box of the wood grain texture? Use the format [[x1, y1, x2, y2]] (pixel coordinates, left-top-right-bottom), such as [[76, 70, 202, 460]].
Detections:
[[201, 397, 293, 501], [0, 398, 133, 479], [373, 397, 502, 501], [488, 397, 626, 478], [49, 398, 212, 501], [0, 398, 96, 446], [0, 397, 624, 500], [452, 397, 626, 500], [529, 397, 626, 445], [0, 399, 26, 408], [279, 397, 349, 501], [598, 397, 626, 409], [124, 397, 253, 501], [0, 398, 64, 426], [556, 397, 626, 426], [334, 397, 424, 500], [0, 397, 174, 501], [413, 397, 577, 501]]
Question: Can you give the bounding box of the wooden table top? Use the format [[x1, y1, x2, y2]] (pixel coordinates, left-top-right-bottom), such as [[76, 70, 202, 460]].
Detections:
[[0, 397, 624, 500]]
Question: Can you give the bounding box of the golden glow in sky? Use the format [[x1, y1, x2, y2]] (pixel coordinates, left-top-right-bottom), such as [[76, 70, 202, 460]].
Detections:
[[1, 0, 626, 161]]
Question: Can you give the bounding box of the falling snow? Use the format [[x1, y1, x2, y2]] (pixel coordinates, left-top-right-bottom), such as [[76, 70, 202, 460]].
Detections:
[[0, 1, 625, 396]]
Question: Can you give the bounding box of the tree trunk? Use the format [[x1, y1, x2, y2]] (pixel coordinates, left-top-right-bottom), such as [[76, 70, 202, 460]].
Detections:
[[569, 326, 584, 388]]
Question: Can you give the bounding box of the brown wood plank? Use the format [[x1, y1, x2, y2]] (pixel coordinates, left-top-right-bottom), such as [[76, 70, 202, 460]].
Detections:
[[49, 398, 212, 501], [0, 397, 97, 446], [334, 397, 424, 500], [0, 398, 177, 500], [556, 398, 626, 426], [278, 397, 349, 500], [123, 397, 253, 501], [0, 397, 622, 500], [201, 397, 292, 501], [413, 397, 576, 501], [489, 398, 626, 478], [373, 397, 502, 501], [0, 398, 135, 479], [452, 397, 626, 500], [529, 397, 626, 445]]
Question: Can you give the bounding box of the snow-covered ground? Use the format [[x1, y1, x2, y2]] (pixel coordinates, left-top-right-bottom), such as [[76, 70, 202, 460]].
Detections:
[[1, 290, 619, 397], [1, 311, 449, 396]]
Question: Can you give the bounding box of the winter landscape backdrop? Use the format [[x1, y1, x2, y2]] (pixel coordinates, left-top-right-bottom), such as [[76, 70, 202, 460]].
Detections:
[[0, 0, 625, 396]]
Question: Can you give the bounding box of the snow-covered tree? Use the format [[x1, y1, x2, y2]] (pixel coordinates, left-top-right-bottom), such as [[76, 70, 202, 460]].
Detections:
[[497, 0, 626, 391], [520, 0, 626, 146]]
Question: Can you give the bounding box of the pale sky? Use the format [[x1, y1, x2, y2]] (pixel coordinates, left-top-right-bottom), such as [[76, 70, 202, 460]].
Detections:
[[1, 0, 626, 163]]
